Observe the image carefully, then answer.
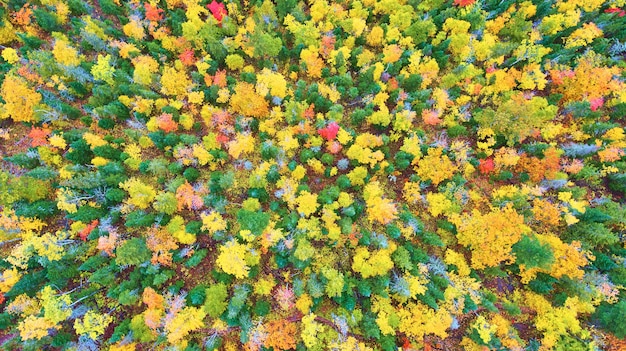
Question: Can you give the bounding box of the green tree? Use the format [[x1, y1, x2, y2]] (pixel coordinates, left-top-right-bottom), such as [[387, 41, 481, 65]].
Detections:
[[116, 238, 150, 266], [475, 95, 557, 145], [204, 283, 229, 318]]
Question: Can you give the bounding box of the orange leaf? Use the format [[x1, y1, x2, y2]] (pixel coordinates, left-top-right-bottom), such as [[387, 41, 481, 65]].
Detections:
[[388, 77, 399, 90], [203, 74, 213, 86], [28, 126, 51, 147], [79, 219, 99, 241], [478, 158, 495, 174], [175, 182, 205, 211], [157, 113, 178, 133], [303, 104, 315, 119], [454, 0, 476, 6], [144, 3, 164, 21], [422, 109, 442, 126], [213, 70, 227, 88], [12, 5, 33, 26], [212, 109, 231, 125], [320, 35, 336, 57], [179, 49, 195, 66]]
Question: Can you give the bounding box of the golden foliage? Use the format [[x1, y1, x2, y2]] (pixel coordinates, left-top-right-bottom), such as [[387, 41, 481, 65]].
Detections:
[[416, 147, 458, 186], [363, 181, 398, 224], [264, 319, 298, 351], [0, 74, 42, 122], [229, 82, 269, 118], [453, 204, 530, 269]]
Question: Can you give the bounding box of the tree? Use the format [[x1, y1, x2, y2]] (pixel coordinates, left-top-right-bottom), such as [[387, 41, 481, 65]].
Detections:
[[216, 240, 256, 279], [0, 75, 42, 123], [119, 178, 157, 210], [296, 191, 319, 217], [363, 181, 398, 225], [165, 307, 206, 344], [453, 204, 530, 269], [146, 227, 178, 266], [265, 319, 297, 351], [74, 310, 113, 340], [175, 181, 204, 211], [594, 301, 626, 339], [204, 283, 228, 318], [352, 246, 395, 278], [18, 315, 55, 341], [166, 215, 195, 244], [251, 31, 283, 58], [153, 192, 178, 215], [475, 94, 557, 146], [91, 54, 115, 85], [115, 238, 150, 266], [229, 83, 269, 118], [237, 210, 270, 235], [201, 211, 227, 234], [512, 235, 555, 269], [160, 66, 191, 97], [416, 148, 458, 186]]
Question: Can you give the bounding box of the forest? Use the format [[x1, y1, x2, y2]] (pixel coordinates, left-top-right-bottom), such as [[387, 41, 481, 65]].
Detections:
[[0, 0, 625, 350]]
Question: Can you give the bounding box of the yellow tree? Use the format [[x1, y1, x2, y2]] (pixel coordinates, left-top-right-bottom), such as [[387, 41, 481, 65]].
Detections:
[[165, 307, 206, 345], [452, 204, 530, 269], [229, 82, 269, 118], [0, 74, 42, 123], [74, 310, 113, 340], [363, 181, 398, 225], [119, 178, 157, 209]]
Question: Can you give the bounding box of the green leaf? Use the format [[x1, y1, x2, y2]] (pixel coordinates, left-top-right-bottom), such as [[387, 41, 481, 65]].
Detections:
[[512, 235, 555, 269], [236, 210, 270, 235], [188, 285, 207, 306], [204, 283, 229, 318], [115, 238, 150, 266]]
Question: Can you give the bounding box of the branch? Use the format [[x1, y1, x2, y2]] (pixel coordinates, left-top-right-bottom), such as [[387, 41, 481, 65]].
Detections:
[[0, 238, 21, 246]]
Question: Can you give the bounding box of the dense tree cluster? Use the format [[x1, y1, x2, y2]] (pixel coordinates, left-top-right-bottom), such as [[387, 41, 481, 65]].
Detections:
[[0, 0, 625, 350]]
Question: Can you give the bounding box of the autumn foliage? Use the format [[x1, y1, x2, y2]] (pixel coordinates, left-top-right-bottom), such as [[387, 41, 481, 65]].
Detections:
[[0, 0, 625, 350]]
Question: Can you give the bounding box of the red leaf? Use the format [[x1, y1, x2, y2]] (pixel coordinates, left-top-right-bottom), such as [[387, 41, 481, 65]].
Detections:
[[216, 133, 230, 145], [589, 97, 604, 111], [318, 121, 339, 141], [79, 220, 99, 241], [479, 158, 495, 174], [207, 1, 227, 22], [605, 8, 625, 16], [454, 0, 476, 6], [401, 336, 412, 350]]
